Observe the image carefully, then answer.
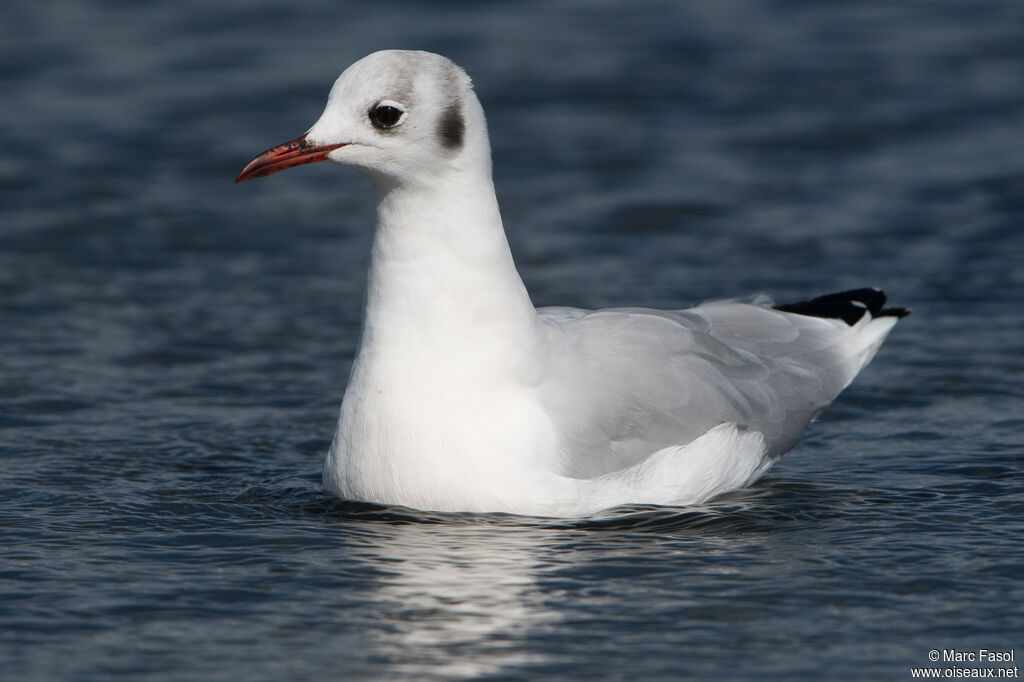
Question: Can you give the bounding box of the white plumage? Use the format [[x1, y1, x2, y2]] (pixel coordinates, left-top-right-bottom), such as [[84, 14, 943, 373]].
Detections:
[[236, 50, 907, 517]]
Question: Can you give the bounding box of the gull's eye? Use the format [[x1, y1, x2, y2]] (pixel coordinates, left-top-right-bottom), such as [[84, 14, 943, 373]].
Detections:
[[369, 101, 407, 130]]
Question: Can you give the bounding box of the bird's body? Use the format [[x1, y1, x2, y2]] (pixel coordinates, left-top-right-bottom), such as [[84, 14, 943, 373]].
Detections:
[[236, 50, 907, 517]]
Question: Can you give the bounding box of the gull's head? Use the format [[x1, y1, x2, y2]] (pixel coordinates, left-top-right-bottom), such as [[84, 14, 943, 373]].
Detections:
[[236, 50, 488, 188]]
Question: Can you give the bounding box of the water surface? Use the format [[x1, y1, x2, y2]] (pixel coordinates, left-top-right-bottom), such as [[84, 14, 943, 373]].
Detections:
[[2, 1, 1023, 680]]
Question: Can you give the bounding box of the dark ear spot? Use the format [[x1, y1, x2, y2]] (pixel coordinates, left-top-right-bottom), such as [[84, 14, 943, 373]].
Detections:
[[437, 103, 465, 152]]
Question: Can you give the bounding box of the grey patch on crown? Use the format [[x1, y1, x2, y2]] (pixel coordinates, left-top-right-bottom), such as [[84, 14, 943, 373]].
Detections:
[[437, 101, 465, 152]]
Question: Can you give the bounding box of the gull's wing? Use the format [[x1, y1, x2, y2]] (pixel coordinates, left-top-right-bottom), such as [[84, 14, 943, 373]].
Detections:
[[534, 293, 900, 478]]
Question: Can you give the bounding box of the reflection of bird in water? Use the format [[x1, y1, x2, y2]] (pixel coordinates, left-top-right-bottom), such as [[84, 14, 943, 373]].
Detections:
[[348, 521, 556, 679]]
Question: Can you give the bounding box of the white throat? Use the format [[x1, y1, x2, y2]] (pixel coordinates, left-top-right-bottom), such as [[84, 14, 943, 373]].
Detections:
[[362, 169, 536, 360]]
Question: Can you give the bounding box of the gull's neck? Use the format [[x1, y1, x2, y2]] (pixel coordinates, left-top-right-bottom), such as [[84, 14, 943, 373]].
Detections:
[[357, 166, 538, 375], [326, 165, 545, 505]]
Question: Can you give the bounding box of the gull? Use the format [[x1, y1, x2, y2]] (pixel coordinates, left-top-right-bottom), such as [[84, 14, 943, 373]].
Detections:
[[236, 50, 908, 517]]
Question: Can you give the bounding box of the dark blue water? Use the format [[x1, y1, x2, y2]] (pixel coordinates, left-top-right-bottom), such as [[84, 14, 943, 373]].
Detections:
[[3, 1, 1023, 680]]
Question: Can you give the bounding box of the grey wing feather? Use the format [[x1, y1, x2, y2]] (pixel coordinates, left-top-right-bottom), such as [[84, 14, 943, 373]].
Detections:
[[535, 300, 889, 478]]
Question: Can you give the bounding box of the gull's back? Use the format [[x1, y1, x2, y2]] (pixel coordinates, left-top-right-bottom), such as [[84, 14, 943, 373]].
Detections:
[[535, 290, 904, 479]]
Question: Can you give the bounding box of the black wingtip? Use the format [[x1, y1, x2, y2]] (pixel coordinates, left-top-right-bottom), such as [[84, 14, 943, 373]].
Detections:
[[878, 306, 912, 319], [774, 288, 910, 326]]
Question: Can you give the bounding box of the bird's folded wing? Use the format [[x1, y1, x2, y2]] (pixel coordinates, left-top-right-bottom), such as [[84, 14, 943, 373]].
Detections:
[[535, 300, 888, 478]]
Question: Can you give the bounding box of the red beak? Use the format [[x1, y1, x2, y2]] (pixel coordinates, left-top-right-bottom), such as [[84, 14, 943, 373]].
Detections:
[[235, 135, 346, 183]]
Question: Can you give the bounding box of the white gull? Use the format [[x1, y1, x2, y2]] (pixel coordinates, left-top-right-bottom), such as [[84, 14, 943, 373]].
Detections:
[[236, 50, 908, 517]]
